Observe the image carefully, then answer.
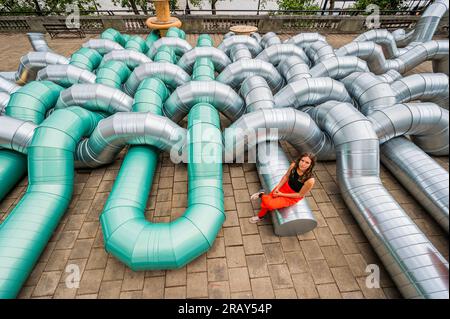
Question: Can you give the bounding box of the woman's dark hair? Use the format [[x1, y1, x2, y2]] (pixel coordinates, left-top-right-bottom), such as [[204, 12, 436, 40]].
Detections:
[[293, 152, 316, 183]]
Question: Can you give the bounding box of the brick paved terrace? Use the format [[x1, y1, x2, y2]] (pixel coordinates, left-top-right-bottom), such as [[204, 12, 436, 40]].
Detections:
[[0, 32, 448, 299]]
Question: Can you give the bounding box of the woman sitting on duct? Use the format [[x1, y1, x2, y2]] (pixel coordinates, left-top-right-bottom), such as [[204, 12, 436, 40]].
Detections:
[[249, 153, 316, 224]]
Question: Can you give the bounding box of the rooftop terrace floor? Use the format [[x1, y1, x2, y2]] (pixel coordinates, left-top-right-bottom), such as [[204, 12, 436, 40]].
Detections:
[[0, 32, 448, 299]]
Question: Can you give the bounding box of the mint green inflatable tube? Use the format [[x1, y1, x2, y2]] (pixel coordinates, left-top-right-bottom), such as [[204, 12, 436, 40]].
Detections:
[[145, 30, 160, 50], [69, 47, 102, 71], [0, 81, 63, 201], [101, 102, 224, 270], [0, 107, 103, 298], [101, 28, 125, 46], [125, 35, 148, 54], [95, 60, 131, 89], [153, 46, 177, 64]]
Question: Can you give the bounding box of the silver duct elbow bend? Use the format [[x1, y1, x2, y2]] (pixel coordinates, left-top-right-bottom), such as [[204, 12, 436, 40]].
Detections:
[[75, 112, 187, 168], [391, 73, 449, 109], [409, 0, 449, 43], [0, 77, 20, 94], [250, 32, 262, 44], [217, 59, 284, 93], [381, 137, 449, 233], [274, 77, 352, 109], [260, 32, 281, 49], [285, 33, 327, 48], [218, 35, 263, 57], [353, 29, 405, 58], [304, 41, 336, 65], [308, 101, 449, 299], [176, 47, 232, 74], [37, 64, 96, 87], [0, 116, 36, 154], [376, 70, 402, 83], [82, 39, 124, 55], [309, 56, 369, 79], [147, 37, 193, 59], [55, 84, 133, 113], [16, 52, 70, 84], [101, 49, 152, 69], [255, 44, 310, 67], [230, 44, 253, 62], [0, 72, 16, 82], [278, 56, 312, 83], [0, 93, 9, 114], [164, 81, 245, 123], [224, 107, 334, 161], [240, 75, 275, 112], [27, 33, 52, 52], [123, 62, 191, 95]]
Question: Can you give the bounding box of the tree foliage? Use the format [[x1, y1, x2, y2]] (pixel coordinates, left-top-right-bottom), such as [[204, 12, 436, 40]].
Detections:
[[352, 0, 405, 11], [276, 0, 320, 13], [0, 0, 100, 14]]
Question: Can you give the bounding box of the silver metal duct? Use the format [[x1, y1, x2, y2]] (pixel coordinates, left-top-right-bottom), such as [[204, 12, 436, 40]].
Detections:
[[0, 93, 10, 115], [240, 75, 318, 235], [250, 32, 262, 44], [36, 64, 96, 86], [82, 39, 124, 55], [163, 81, 245, 123], [101, 49, 152, 69], [217, 35, 263, 57], [55, 83, 133, 113], [255, 44, 310, 66], [353, 29, 407, 58], [27, 32, 53, 52], [285, 32, 327, 48], [230, 44, 253, 62], [391, 73, 449, 109], [304, 41, 336, 65], [0, 72, 16, 82], [0, 77, 20, 94], [146, 37, 193, 59], [335, 40, 449, 75], [369, 102, 449, 156], [14, 52, 70, 84], [274, 77, 352, 109], [394, 0, 449, 47], [216, 59, 284, 93], [260, 32, 281, 48], [277, 56, 312, 83], [309, 56, 369, 79], [381, 137, 449, 233], [0, 115, 36, 154], [307, 100, 449, 299], [375, 69, 402, 83], [75, 112, 186, 167], [176, 47, 232, 73], [224, 31, 235, 39], [224, 107, 334, 161], [123, 62, 191, 95]]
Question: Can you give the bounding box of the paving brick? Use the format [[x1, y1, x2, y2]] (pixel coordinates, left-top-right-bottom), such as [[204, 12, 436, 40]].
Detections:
[[239, 217, 259, 235], [208, 281, 231, 299], [187, 272, 208, 298], [159, 177, 173, 189], [187, 254, 207, 273], [165, 267, 187, 287], [317, 202, 339, 217], [335, 234, 360, 255], [321, 245, 348, 267], [55, 231, 79, 250], [246, 254, 270, 278], [76, 293, 98, 299], [356, 277, 386, 299], [297, 230, 316, 241], [314, 227, 337, 246], [60, 258, 88, 285], [165, 286, 186, 299], [173, 181, 187, 194], [119, 291, 142, 299], [86, 247, 108, 270], [236, 202, 255, 218], [263, 243, 285, 264], [268, 264, 293, 289], [331, 266, 360, 292], [245, 171, 260, 183], [226, 246, 246, 268], [223, 184, 234, 197], [45, 249, 71, 272], [78, 221, 99, 239], [230, 291, 253, 299], [229, 166, 244, 177], [53, 283, 78, 299], [308, 259, 335, 285], [285, 251, 308, 274], [64, 214, 86, 231], [32, 271, 62, 297], [223, 226, 243, 247], [345, 254, 368, 277], [280, 236, 300, 252], [341, 291, 364, 299], [224, 197, 236, 211], [207, 258, 228, 282], [97, 180, 114, 193], [171, 193, 188, 208], [251, 277, 275, 299], [229, 267, 251, 292], [274, 288, 298, 299], [207, 237, 226, 258], [326, 217, 348, 235], [143, 276, 165, 298], [157, 188, 173, 202], [154, 201, 172, 217], [383, 287, 402, 299], [103, 257, 125, 281], [69, 239, 94, 259], [300, 240, 324, 261], [223, 210, 239, 227], [98, 280, 122, 299], [77, 269, 104, 295], [292, 273, 319, 299], [258, 225, 280, 244], [311, 189, 330, 203], [234, 189, 250, 203], [347, 224, 369, 243], [231, 177, 247, 190], [242, 234, 263, 255], [317, 283, 342, 299]]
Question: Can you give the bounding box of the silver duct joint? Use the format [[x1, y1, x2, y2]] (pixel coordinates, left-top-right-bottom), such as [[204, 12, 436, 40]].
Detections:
[[82, 39, 124, 55], [0, 115, 36, 154], [177, 47, 232, 73], [27, 32, 53, 52], [146, 37, 193, 59], [309, 56, 369, 79], [218, 35, 263, 57], [278, 56, 312, 83], [256, 43, 310, 66], [37, 64, 96, 86], [101, 49, 152, 69]]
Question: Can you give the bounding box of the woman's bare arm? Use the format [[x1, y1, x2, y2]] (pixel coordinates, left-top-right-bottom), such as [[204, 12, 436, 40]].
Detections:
[[273, 162, 296, 192], [278, 178, 315, 199]]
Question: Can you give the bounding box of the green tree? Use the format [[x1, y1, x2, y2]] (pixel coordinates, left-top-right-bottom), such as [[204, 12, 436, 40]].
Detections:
[[0, 0, 100, 14], [352, 0, 405, 11], [111, 0, 150, 14], [276, 0, 320, 13]]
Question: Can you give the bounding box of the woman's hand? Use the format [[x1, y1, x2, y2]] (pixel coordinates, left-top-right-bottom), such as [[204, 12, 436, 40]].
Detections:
[[273, 190, 281, 198]]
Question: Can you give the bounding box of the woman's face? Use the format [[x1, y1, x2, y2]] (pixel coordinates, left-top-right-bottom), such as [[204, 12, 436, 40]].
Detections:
[[299, 156, 312, 172]]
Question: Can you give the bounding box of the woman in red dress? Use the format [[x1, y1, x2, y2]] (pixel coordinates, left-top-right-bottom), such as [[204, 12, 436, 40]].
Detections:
[[249, 153, 316, 223]]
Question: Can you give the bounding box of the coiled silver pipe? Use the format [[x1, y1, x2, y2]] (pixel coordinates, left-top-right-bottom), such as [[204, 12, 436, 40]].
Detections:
[[304, 41, 336, 65], [218, 35, 263, 57], [256, 44, 310, 66], [0, 116, 36, 154], [75, 112, 186, 167], [101, 49, 152, 69], [14, 52, 70, 84], [376, 69, 403, 83], [353, 29, 408, 58], [230, 44, 253, 62], [381, 137, 449, 233], [217, 59, 284, 93], [285, 32, 327, 48], [260, 32, 281, 49], [250, 32, 262, 44], [146, 37, 193, 59], [307, 100, 449, 299], [123, 62, 191, 95], [36, 64, 96, 86], [274, 77, 352, 109], [0, 77, 20, 94], [55, 83, 133, 113], [82, 39, 124, 55], [278, 56, 312, 82], [391, 73, 449, 109], [0, 93, 9, 114], [177, 47, 231, 73], [309, 56, 369, 79], [27, 33, 53, 52], [163, 81, 245, 123]]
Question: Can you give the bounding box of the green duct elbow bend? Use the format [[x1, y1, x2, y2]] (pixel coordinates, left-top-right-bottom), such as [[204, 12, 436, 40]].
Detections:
[[101, 28, 125, 47], [0, 107, 103, 298], [95, 60, 131, 89], [0, 151, 26, 201], [69, 48, 103, 72], [133, 78, 169, 114], [100, 103, 224, 270], [125, 35, 148, 54], [153, 46, 177, 64]]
